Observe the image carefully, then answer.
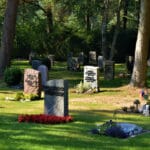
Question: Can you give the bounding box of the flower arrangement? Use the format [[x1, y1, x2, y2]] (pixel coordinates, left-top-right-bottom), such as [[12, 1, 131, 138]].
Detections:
[[18, 114, 73, 124]]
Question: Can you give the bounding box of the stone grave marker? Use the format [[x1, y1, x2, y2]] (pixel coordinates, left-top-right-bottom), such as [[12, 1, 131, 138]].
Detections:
[[126, 56, 134, 74], [48, 54, 55, 67], [104, 60, 115, 80], [67, 52, 73, 70], [78, 52, 85, 65], [31, 60, 42, 70], [38, 65, 48, 86], [29, 51, 36, 64], [84, 66, 99, 92], [71, 57, 80, 71], [98, 55, 104, 70], [89, 51, 97, 65], [44, 79, 68, 116], [24, 68, 42, 98]]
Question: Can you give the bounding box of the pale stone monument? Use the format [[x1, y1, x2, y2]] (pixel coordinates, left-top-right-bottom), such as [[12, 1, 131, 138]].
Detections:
[[24, 68, 42, 98], [84, 66, 99, 92], [44, 79, 68, 116]]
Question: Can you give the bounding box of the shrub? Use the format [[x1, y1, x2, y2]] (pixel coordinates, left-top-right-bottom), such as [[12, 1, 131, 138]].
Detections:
[[75, 81, 91, 93], [4, 67, 22, 86], [14, 92, 24, 101], [24, 94, 39, 100], [122, 106, 128, 112]]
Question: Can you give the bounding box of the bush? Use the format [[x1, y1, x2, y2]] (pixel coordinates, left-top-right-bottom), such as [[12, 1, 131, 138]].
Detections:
[[14, 92, 24, 101], [4, 67, 22, 86], [75, 81, 91, 93]]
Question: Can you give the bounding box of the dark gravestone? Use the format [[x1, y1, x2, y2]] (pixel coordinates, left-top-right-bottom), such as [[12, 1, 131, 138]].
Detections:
[[24, 69, 42, 98], [31, 60, 42, 70], [89, 51, 97, 65], [78, 52, 85, 66], [104, 60, 115, 80], [48, 54, 55, 67], [84, 66, 99, 92], [98, 55, 104, 70], [44, 79, 68, 116], [126, 56, 134, 74], [38, 65, 48, 86], [67, 52, 73, 70]]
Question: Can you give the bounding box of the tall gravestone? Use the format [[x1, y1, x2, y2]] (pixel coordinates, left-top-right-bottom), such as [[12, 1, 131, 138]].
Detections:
[[44, 79, 68, 116], [67, 52, 73, 70], [98, 55, 104, 70], [38, 65, 48, 86], [89, 51, 97, 65], [104, 60, 115, 80], [78, 52, 85, 65], [24, 68, 42, 98], [84, 66, 99, 92], [48, 54, 55, 67], [126, 56, 134, 74]]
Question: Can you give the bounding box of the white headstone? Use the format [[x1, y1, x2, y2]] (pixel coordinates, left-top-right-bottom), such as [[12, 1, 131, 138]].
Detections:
[[84, 66, 99, 92]]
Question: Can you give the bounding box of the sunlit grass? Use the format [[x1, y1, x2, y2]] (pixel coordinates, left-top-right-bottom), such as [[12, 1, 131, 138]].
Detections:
[[0, 60, 150, 150]]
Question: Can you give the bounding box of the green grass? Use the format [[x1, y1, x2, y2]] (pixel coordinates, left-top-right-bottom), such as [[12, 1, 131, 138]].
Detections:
[[0, 60, 150, 150]]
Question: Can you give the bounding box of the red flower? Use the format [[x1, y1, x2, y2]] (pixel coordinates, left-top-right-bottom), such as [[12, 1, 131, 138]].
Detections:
[[18, 114, 73, 124]]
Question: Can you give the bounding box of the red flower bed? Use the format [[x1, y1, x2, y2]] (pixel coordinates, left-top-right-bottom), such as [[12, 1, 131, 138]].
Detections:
[[18, 114, 73, 124]]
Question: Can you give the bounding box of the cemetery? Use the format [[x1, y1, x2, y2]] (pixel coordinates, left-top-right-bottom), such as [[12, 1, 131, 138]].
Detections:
[[0, 59, 150, 150], [0, 1, 150, 150]]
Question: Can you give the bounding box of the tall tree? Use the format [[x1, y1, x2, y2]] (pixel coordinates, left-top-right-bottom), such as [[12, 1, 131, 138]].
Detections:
[[109, 0, 123, 60], [0, 0, 19, 76], [101, 0, 110, 60], [122, 0, 129, 30], [130, 0, 150, 87]]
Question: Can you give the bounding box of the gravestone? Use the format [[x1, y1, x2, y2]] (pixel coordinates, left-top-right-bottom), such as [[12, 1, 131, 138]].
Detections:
[[143, 105, 150, 116], [126, 56, 134, 74], [84, 66, 99, 92], [98, 55, 104, 70], [24, 68, 42, 98], [29, 51, 36, 64], [31, 60, 42, 70], [67, 52, 73, 70], [71, 57, 80, 71], [104, 60, 115, 80], [44, 79, 68, 116], [48, 54, 55, 67], [89, 51, 97, 65], [38, 65, 48, 86], [78, 52, 85, 65]]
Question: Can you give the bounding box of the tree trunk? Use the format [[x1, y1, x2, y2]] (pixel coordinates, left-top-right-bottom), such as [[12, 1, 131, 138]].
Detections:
[[109, 0, 122, 60], [0, 0, 19, 76], [101, 0, 109, 60], [130, 0, 150, 87], [122, 0, 129, 30]]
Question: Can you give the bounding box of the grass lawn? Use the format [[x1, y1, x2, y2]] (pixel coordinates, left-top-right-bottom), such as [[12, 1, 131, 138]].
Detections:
[[0, 60, 150, 150]]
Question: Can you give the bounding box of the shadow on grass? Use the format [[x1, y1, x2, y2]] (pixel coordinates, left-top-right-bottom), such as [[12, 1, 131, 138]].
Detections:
[[0, 111, 150, 150]]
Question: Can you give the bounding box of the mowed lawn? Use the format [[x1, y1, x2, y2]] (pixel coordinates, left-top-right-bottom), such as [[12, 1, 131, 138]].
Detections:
[[0, 60, 150, 150]]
